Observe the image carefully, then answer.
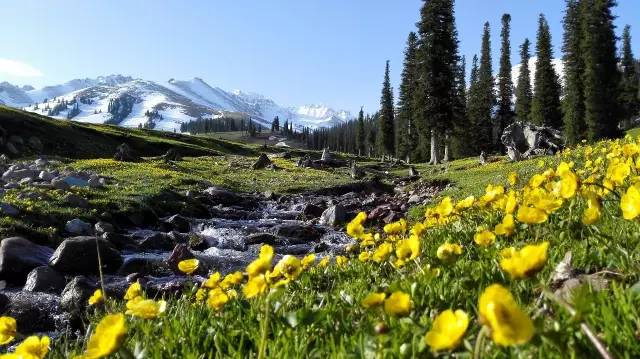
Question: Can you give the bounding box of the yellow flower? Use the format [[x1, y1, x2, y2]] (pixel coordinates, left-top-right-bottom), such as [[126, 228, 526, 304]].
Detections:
[[243, 274, 268, 298], [220, 272, 243, 289], [494, 214, 516, 237], [88, 289, 104, 306], [528, 174, 545, 188], [346, 212, 367, 238], [436, 243, 462, 262], [361, 292, 386, 309], [607, 162, 631, 185], [582, 192, 602, 225], [372, 242, 393, 263], [474, 229, 495, 247], [301, 254, 316, 269], [504, 191, 517, 214], [203, 272, 222, 289], [9, 336, 50, 359], [621, 185, 640, 220], [336, 255, 349, 267], [247, 257, 271, 278], [508, 172, 518, 186], [124, 281, 142, 301], [558, 170, 579, 199], [318, 257, 330, 268], [207, 288, 230, 311], [195, 288, 207, 302], [455, 195, 475, 211], [480, 185, 505, 204], [516, 206, 548, 224], [125, 297, 167, 319], [177, 258, 200, 275], [73, 313, 126, 359], [435, 196, 455, 218], [410, 222, 426, 237], [0, 316, 16, 345], [500, 242, 549, 279], [384, 291, 411, 317], [478, 284, 534, 346], [383, 218, 407, 235], [394, 235, 420, 267], [358, 251, 371, 262], [424, 309, 469, 352], [273, 255, 302, 281]]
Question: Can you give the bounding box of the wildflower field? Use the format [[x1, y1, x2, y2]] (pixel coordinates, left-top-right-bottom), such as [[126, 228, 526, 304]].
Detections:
[[4, 134, 640, 358]]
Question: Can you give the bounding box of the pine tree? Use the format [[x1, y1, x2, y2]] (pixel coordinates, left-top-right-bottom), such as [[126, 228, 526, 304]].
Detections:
[[515, 38, 533, 121], [450, 55, 471, 158], [467, 22, 495, 153], [531, 14, 562, 128], [562, 0, 586, 145], [377, 61, 395, 159], [619, 25, 639, 128], [582, 0, 621, 140], [396, 32, 419, 162], [496, 14, 515, 142], [414, 0, 460, 164], [355, 107, 366, 155]]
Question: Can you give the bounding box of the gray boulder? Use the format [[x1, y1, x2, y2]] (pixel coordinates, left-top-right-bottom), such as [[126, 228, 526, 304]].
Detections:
[[49, 236, 123, 274], [114, 143, 140, 162], [51, 178, 71, 190], [94, 221, 115, 235], [0, 203, 19, 217], [501, 122, 564, 161], [60, 276, 97, 313], [23, 266, 66, 294], [2, 168, 37, 182], [0, 237, 54, 284], [63, 194, 89, 208], [2, 291, 64, 334], [252, 153, 273, 170], [65, 218, 92, 235], [319, 205, 347, 226]]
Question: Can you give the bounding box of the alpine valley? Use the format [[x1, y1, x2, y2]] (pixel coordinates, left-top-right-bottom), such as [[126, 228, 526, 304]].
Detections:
[[0, 75, 352, 131]]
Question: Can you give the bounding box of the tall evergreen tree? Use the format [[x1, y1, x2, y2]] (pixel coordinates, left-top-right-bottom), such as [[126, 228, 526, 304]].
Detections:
[[450, 55, 471, 158], [582, 0, 621, 140], [562, 0, 586, 145], [515, 38, 533, 121], [355, 107, 366, 155], [619, 25, 639, 128], [467, 22, 495, 153], [496, 14, 515, 142], [377, 61, 395, 159], [396, 32, 419, 162], [531, 14, 562, 128], [414, 0, 460, 164]]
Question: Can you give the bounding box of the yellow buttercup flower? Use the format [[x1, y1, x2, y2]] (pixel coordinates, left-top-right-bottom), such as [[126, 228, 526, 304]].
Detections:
[[500, 242, 549, 279], [346, 212, 367, 239], [436, 243, 462, 262], [474, 229, 495, 247], [410, 222, 427, 237], [10, 336, 50, 359], [0, 316, 17, 345], [336, 255, 349, 267], [246, 245, 274, 278], [177, 258, 200, 275], [243, 274, 268, 298], [220, 272, 243, 289], [383, 291, 411, 317], [504, 191, 517, 214], [478, 284, 534, 346], [394, 235, 420, 267], [124, 281, 142, 301], [207, 288, 230, 311], [203, 272, 222, 289], [607, 162, 631, 185], [318, 257, 330, 268], [195, 288, 207, 302], [383, 218, 407, 235], [301, 254, 316, 269], [372, 242, 393, 263], [88, 289, 104, 306], [621, 185, 640, 220], [494, 214, 516, 237], [516, 206, 548, 224], [358, 251, 371, 262], [73, 313, 126, 359], [558, 170, 579, 199], [582, 192, 602, 225], [361, 292, 386, 309], [125, 297, 167, 319], [455, 196, 475, 211], [424, 309, 469, 352], [435, 197, 455, 218], [273, 255, 302, 281], [508, 172, 518, 186]]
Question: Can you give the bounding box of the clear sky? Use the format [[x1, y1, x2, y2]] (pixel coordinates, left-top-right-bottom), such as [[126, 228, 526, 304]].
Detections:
[[1, 0, 638, 114]]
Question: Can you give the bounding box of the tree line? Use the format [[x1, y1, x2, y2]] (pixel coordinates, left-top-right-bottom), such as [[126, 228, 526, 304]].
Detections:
[[309, 0, 639, 163]]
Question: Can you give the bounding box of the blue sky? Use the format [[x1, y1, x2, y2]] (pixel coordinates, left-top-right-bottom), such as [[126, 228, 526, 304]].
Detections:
[[0, 0, 638, 114]]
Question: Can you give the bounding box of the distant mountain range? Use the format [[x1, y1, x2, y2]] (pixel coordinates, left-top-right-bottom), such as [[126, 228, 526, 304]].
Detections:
[[0, 75, 352, 131]]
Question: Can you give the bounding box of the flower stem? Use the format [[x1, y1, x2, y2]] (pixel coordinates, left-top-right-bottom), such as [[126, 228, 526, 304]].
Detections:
[[473, 326, 488, 359], [257, 295, 270, 359]]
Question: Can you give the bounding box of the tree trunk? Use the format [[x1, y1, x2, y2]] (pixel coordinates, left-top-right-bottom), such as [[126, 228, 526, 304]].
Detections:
[[428, 129, 439, 165], [443, 132, 450, 162]]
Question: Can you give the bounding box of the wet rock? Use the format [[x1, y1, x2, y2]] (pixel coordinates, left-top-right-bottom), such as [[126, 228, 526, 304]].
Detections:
[[252, 153, 273, 170], [245, 233, 283, 246], [2, 168, 37, 182], [38, 170, 54, 182], [34, 158, 48, 167], [117, 256, 172, 277], [501, 121, 564, 161], [65, 218, 92, 235], [408, 166, 419, 177], [23, 266, 66, 294], [383, 211, 402, 224], [95, 221, 115, 235], [319, 205, 347, 226], [138, 232, 175, 251], [302, 203, 325, 219], [63, 193, 89, 208], [114, 143, 140, 162], [203, 187, 244, 206], [0, 237, 54, 285], [274, 244, 314, 255], [88, 175, 104, 188], [2, 290, 64, 334], [102, 232, 135, 251], [49, 236, 123, 275], [60, 276, 97, 313], [0, 203, 19, 217], [165, 244, 208, 275], [270, 223, 325, 241], [143, 276, 194, 298], [51, 178, 71, 191], [407, 194, 421, 204], [160, 214, 191, 233]]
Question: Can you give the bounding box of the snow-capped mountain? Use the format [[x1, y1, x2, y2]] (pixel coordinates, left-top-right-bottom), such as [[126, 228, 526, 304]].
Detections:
[[0, 75, 352, 132]]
